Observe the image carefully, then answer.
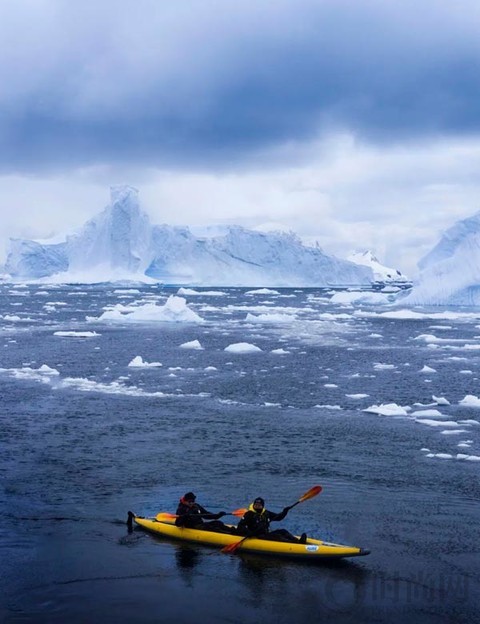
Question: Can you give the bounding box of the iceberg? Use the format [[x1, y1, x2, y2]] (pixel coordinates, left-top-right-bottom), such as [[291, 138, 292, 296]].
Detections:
[[5, 186, 373, 287], [403, 210, 480, 306], [347, 250, 409, 284]]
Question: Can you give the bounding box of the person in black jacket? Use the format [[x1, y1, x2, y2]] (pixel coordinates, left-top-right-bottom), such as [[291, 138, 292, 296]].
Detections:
[[175, 492, 233, 534], [236, 497, 307, 543]]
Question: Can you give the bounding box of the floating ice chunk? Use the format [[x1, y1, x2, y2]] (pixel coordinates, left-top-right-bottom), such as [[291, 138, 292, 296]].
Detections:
[[204, 366, 218, 371], [177, 288, 226, 296], [420, 448, 431, 452], [440, 429, 468, 435], [426, 453, 453, 459], [458, 419, 480, 426], [314, 404, 342, 410], [224, 342, 262, 354], [245, 288, 280, 295], [54, 331, 100, 338], [180, 340, 203, 350], [330, 291, 391, 305], [459, 370, 473, 374], [432, 395, 450, 405], [420, 365, 436, 373], [459, 395, 480, 407], [324, 383, 338, 388], [271, 348, 290, 354], [346, 393, 369, 399], [363, 403, 409, 416], [373, 363, 396, 370], [464, 455, 480, 461], [415, 419, 459, 427], [38, 364, 60, 375], [128, 356, 162, 368], [96, 296, 203, 324], [411, 409, 444, 417]]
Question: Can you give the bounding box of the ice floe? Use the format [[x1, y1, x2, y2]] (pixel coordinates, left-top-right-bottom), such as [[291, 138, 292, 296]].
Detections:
[[128, 356, 162, 368], [459, 395, 480, 407], [245, 289, 280, 295], [363, 403, 410, 416], [177, 288, 226, 296], [180, 340, 203, 350], [53, 331, 100, 338], [93, 295, 203, 324], [224, 342, 262, 353]]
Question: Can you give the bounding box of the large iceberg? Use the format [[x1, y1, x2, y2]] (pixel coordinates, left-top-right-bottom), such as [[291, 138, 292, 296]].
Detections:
[[403, 210, 480, 306], [5, 185, 373, 286]]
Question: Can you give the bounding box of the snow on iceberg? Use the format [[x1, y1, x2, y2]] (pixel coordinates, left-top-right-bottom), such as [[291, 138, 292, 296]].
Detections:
[[347, 250, 409, 283], [5, 186, 373, 287], [402, 209, 480, 306]]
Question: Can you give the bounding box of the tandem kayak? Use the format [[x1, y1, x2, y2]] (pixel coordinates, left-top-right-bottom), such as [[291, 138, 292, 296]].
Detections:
[[129, 512, 370, 560]]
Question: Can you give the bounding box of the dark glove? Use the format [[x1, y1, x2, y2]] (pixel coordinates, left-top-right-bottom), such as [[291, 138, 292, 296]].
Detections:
[[218, 511, 227, 518], [282, 506, 292, 515]]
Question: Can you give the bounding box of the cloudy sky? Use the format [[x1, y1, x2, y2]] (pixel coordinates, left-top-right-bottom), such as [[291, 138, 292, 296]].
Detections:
[[2, 0, 480, 275]]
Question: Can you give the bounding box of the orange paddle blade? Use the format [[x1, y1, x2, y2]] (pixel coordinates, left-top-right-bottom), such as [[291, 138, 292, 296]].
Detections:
[[298, 485, 323, 503], [231, 508, 247, 517], [155, 512, 177, 521], [221, 538, 245, 554]]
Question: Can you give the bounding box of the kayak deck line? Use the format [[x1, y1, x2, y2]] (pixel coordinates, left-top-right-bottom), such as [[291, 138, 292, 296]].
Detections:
[[129, 512, 370, 559]]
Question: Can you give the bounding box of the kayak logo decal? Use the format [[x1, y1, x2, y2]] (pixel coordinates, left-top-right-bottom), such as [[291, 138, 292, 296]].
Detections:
[[305, 545, 319, 552]]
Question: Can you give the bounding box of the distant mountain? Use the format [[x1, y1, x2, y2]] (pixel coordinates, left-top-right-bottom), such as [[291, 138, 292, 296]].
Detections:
[[347, 250, 409, 284], [403, 210, 480, 306], [5, 186, 373, 286]]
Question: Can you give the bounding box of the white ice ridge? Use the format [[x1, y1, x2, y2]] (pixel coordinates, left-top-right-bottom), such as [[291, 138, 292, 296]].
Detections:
[[92, 295, 203, 323], [128, 356, 162, 367], [224, 342, 262, 353], [245, 288, 280, 295], [5, 186, 373, 287], [53, 331, 100, 338], [177, 288, 226, 296]]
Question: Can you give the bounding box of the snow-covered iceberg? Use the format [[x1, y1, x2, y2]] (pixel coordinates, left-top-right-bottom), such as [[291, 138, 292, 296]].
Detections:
[[347, 250, 409, 284], [403, 210, 480, 306], [5, 186, 373, 287]]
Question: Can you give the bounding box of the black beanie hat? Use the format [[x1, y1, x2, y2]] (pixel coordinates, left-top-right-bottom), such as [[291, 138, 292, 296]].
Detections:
[[253, 497, 265, 506], [184, 492, 196, 501]]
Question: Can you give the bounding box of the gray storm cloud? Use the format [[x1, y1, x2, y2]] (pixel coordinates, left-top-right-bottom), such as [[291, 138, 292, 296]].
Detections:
[[2, 0, 480, 173]]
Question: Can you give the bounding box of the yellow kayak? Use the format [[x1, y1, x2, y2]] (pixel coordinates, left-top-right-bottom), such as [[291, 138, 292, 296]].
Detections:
[[130, 512, 370, 560]]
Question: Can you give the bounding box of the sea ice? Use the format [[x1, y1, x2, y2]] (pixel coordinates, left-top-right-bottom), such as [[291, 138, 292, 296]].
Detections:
[[128, 356, 162, 368], [224, 342, 262, 353], [180, 340, 203, 350]]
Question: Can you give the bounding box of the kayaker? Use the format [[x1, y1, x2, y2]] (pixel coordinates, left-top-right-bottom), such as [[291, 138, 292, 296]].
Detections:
[[236, 497, 307, 543], [175, 492, 233, 534]]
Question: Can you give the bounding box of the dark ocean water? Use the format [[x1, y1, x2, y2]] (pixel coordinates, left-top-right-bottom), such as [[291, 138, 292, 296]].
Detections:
[[1, 284, 479, 623]]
